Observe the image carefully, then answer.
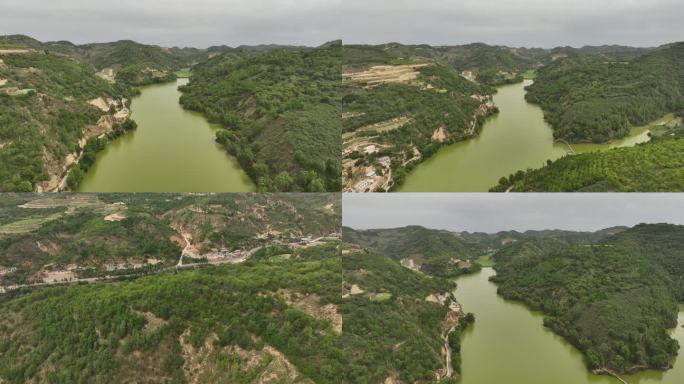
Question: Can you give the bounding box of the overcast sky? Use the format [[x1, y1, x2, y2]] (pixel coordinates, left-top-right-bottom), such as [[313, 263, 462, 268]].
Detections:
[[0, 0, 681, 48], [343, 194, 684, 233]]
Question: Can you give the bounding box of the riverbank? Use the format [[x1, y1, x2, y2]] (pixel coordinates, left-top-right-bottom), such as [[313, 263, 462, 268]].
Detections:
[[454, 268, 684, 383], [76, 78, 254, 192], [398, 80, 651, 192]]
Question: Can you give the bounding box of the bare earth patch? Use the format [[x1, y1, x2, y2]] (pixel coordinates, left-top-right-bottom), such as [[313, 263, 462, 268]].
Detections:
[[88, 97, 109, 112], [432, 126, 448, 142], [343, 63, 433, 88], [104, 213, 126, 222]]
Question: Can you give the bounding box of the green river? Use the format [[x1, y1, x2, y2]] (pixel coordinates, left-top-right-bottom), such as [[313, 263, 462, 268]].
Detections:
[[399, 80, 651, 192], [78, 79, 254, 192], [455, 268, 684, 384]]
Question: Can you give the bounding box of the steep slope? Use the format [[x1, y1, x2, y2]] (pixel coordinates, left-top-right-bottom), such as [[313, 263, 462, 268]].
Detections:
[[179, 42, 342, 192], [341, 245, 469, 383], [342, 45, 497, 191], [0, 47, 131, 192], [491, 224, 684, 376]]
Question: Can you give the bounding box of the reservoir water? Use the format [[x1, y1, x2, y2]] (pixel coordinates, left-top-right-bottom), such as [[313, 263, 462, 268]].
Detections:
[[399, 80, 650, 192], [78, 79, 254, 192], [456, 268, 684, 384]]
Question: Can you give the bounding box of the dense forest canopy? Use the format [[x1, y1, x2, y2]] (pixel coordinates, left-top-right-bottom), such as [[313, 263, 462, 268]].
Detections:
[[491, 224, 684, 375], [491, 116, 684, 192], [0, 49, 128, 192], [0, 242, 343, 384], [341, 246, 462, 383], [179, 42, 342, 192], [526, 42, 684, 143]]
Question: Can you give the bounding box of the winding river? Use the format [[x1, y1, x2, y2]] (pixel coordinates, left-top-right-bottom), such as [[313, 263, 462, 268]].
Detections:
[[399, 80, 650, 192], [78, 79, 254, 192], [455, 268, 684, 384]]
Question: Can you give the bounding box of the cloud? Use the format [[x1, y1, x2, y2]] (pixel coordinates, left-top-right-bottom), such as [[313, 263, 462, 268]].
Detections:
[[0, 0, 344, 47], [0, 0, 680, 47], [342, 193, 684, 233]]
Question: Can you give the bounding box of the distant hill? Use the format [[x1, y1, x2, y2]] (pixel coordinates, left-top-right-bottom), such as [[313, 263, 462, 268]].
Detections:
[[0, 35, 188, 86], [343, 226, 480, 277]]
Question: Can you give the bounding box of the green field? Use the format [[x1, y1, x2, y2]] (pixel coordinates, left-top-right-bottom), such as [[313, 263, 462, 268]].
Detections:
[[522, 69, 537, 79], [174, 68, 192, 78]]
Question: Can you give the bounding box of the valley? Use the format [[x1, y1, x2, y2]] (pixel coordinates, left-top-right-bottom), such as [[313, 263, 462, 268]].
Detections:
[[342, 42, 684, 192], [0, 35, 342, 193], [342, 223, 684, 383]]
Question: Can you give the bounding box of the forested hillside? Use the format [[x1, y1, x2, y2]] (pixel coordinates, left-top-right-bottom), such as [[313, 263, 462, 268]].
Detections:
[[343, 226, 483, 277], [341, 245, 470, 383], [0, 47, 130, 192], [0, 35, 194, 86], [526, 42, 684, 142], [491, 117, 684, 192], [491, 224, 684, 375], [0, 242, 343, 384], [0, 193, 340, 286], [179, 42, 342, 192], [342, 45, 497, 191]]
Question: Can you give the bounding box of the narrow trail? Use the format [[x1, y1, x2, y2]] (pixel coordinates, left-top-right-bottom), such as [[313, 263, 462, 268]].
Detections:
[[443, 325, 456, 377], [178, 231, 192, 267]]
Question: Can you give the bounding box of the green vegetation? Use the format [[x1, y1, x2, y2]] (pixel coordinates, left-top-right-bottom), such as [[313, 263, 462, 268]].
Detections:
[[526, 43, 684, 143], [341, 247, 461, 383], [0, 51, 128, 192], [475, 254, 495, 267], [491, 129, 684, 192], [491, 224, 684, 374], [343, 226, 484, 277], [175, 68, 192, 78], [343, 42, 544, 86], [0, 243, 342, 384], [0, 193, 340, 286], [67, 119, 137, 189], [179, 43, 342, 192], [343, 45, 499, 190]]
